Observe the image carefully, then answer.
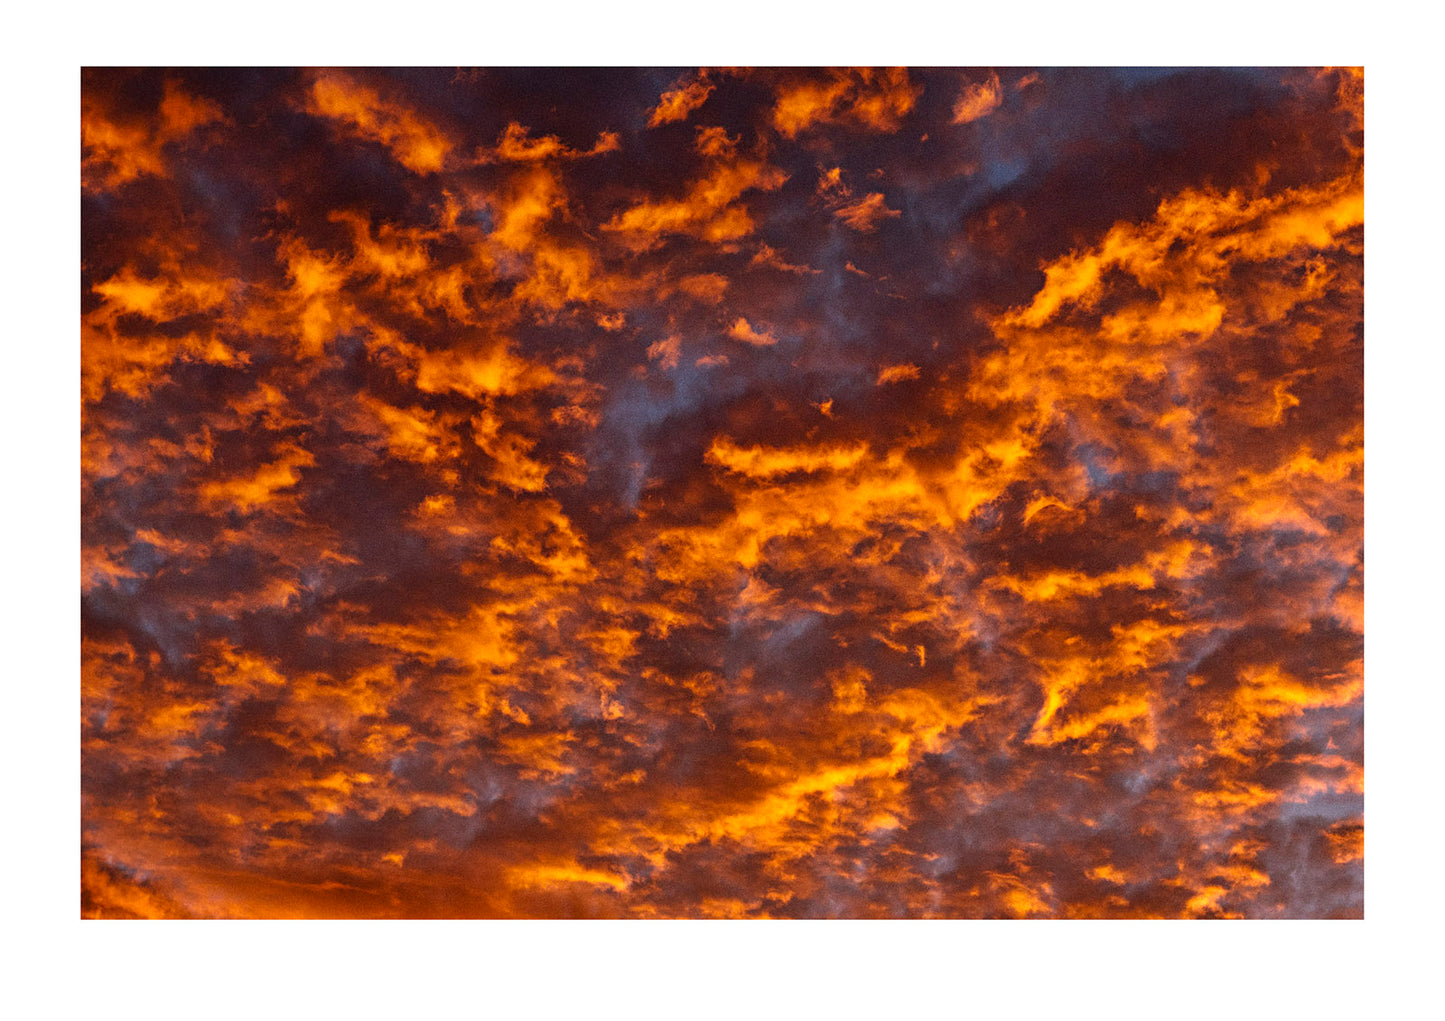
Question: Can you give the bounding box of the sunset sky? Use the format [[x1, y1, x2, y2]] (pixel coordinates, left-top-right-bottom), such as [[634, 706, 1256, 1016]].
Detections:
[[80, 66, 1363, 918]]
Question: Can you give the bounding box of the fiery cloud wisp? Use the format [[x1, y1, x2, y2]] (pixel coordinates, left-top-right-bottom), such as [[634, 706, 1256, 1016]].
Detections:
[[81, 67, 1363, 918]]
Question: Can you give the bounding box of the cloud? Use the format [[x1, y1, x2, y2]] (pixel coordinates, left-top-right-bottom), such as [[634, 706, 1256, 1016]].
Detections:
[[706, 436, 869, 478], [647, 72, 715, 127], [602, 140, 787, 247], [815, 166, 900, 232], [82, 853, 196, 919], [726, 317, 777, 346], [750, 243, 818, 275], [647, 335, 682, 369], [833, 192, 901, 232], [81, 68, 1362, 919], [82, 77, 226, 192], [305, 70, 452, 174], [875, 363, 920, 385], [952, 72, 1003, 124], [771, 68, 922, 138], [487, 122, 621, 162]]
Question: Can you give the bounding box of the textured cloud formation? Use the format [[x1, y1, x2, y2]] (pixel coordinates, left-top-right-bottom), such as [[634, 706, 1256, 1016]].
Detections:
[[953, 71, 1003, 124], [81, 67, 1362, 918], [648, 70, 716, 128]]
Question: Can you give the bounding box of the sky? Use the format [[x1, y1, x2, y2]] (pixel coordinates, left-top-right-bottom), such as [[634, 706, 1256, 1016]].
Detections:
[[80, 66, 1363, 919]]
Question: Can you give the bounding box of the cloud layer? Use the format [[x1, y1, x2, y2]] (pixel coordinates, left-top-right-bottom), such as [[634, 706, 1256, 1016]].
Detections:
[[81, 67, 1363, 918]]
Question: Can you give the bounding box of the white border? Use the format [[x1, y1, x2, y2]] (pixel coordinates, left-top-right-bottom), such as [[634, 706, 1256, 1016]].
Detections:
[[9, 5, 1439, 1017]]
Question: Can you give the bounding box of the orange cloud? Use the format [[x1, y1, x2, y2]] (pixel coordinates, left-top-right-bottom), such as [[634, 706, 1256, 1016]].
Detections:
[[750, 242, 818, 275], [647, 335, 682, 369], [82, 78, 225, 192], [817, 165, 848, 199], [603, 144, 787, 248], [83, 854, 194, 919], [815, 167, 900, 231], [83, 262, 243, 401], [354, 395, 461, 465], [648, 73, 715, 127], [91, 264, 230, 321], [306, 71, 452, 174], [772, 68, 922, 138], [676, 273, 729, 303], [490, 121, 621, 162], [952, 72, 1002, 124], [834, 192, 901, 232], [725, 317, 777, 346], [706, 436, 869, 478], [198, 441, 316, 513], [876, 363, 920, 385], [404, 336, 555, 401]]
